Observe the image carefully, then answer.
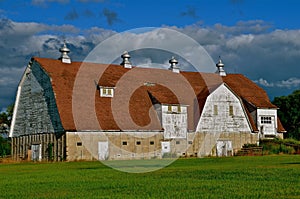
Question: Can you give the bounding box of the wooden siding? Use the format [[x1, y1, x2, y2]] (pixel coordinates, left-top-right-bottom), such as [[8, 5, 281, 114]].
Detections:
[[11, 133, 66, 161], [11, 61, 64, 137], [197, 84, 252, 133]]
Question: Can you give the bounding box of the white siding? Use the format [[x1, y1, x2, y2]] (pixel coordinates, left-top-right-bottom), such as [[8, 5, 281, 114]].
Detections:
[[161, 105, 187, 138], [257, 109, 277, 135], [197, 84, 251, 133]]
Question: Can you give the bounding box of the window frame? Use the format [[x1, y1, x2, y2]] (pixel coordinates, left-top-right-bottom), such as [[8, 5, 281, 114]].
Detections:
[[100, 87, 114, 97], [229, 105, 234, 116], [261, 116, 272, 124]]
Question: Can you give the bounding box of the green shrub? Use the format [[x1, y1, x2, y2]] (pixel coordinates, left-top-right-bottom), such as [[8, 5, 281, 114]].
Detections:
[[260, 138, 299, 155], [0, 137, 10, 157], [242, 143, 258, 148]]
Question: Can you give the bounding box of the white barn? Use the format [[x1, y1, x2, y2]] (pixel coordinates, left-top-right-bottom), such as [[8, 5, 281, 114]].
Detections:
[[9, 44, 286, 161]]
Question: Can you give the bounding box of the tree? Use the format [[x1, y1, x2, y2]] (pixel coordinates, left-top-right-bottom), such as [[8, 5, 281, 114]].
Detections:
[[0, 104, 13, 156], [273, 90, 300, 140], [0, 136, 10, 157], [0, 104, 14, 134]]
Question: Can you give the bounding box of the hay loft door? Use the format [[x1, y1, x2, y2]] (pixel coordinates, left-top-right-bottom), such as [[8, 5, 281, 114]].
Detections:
[[98, 141, 109, 160]]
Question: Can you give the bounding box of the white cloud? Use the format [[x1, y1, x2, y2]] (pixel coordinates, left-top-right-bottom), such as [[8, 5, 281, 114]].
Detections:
[[276, 78, 300, 88], [254, 78, 300, 89], [0, 67, 25, 86], [253, 78, 274, 87]]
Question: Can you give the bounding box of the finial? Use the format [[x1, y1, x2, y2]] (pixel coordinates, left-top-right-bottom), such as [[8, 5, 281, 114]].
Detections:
[[216, 56, 226, 76], [169, 56, 180, 73], [59, 40, 71, 64], [120, 51, 132, 68]]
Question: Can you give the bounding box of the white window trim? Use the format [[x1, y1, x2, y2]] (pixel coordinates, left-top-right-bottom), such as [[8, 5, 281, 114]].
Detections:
[[99, 86, 114, 97]]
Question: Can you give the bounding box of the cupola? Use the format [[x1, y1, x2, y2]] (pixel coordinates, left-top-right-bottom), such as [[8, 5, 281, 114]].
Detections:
[[120, 51, 132, 68], [59, 41, 71, 64], [169, 56, 180, 73], [216, 57, 226, 76]]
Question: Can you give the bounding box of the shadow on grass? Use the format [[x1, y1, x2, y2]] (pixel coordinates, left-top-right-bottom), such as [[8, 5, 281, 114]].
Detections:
[[281, 162, 300, 165]]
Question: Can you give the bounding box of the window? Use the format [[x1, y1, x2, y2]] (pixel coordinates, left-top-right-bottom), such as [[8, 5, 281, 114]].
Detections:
[[214, 105, 218, 115], [136, 141, 141, 145], [100, 87, 114, 97], [261, 116, 272, 124], [188, 141, 193, 145], [176, 141, 180, 144], [177, 105, 181, 113], [167, 105, 182, 113], [229, 105, 234, 116], [150, 141, 154, 145], [76, 142, 82, 146], [122, 141, 127, 145]]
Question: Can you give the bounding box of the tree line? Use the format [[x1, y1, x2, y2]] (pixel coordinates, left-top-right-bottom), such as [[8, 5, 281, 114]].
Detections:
[[273, 89, 300, 140]]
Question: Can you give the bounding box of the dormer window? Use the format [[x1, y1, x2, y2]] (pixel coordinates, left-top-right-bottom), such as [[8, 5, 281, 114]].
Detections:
[[261, 116, 272, 124], [167, 105, 182, 113], [99, 86, 114, 97]]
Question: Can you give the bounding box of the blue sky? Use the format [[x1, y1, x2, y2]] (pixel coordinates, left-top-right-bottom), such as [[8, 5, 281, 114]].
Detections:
[[0, 0, 300, 111], [2, 1, 300, 31]]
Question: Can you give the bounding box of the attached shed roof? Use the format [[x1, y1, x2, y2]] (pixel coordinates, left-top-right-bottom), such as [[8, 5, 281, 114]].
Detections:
[[33, 57, 283, 132]]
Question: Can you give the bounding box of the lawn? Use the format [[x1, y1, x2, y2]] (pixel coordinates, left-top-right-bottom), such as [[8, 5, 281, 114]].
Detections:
[[0, 155, 300, 199]]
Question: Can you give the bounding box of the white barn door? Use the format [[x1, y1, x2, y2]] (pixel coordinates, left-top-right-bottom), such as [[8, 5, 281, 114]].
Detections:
[[31, 144, 42, 161], [161, 141, 171, 154], [216, 141, 232, 157], [98, 141, 109, 160]]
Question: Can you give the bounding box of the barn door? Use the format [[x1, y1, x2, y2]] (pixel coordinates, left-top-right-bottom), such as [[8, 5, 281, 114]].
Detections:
[[98, 141, 109, 160], [216, 141, 232, 157], [161, 141, 171, 154], [31, 144, 42, 161]]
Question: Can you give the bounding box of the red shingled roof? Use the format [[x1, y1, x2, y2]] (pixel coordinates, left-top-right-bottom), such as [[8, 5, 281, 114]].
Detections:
[[222, 74, 278, 109], [33, 57, 284, 133]]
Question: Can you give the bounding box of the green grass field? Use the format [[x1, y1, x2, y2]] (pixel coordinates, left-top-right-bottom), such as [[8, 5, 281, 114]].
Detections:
[[1, 155, 300, 199]]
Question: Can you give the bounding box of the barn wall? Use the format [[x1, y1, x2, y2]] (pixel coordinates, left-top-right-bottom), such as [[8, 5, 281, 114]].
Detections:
[[11, 133, 66, 161], [11, 61, 63, 137], [161, 105, 187, 139], [257, 109, 277, 137], [66, 131, 166, 161], [197, 84, 252, 133], [66, 130, 259, 161], [186, 131, 258, 157]]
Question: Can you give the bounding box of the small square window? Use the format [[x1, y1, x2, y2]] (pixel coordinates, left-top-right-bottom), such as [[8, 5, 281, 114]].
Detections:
[[107, 89, 112, 95], [214, 105, 218, 115], [76, 142, 82, 146], [100, 87, 114, 97], [176, 141, 180, 144], [229, 105, 234, 116], [188, 141, 193, 144], [136, 141, 141, 145], [122, 141, 127, 145], [177, 105, 181, 113], [150, 141, 154, 145]]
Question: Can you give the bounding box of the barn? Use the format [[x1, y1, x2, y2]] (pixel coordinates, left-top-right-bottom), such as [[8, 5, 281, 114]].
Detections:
[[9, 43, 286, 161]]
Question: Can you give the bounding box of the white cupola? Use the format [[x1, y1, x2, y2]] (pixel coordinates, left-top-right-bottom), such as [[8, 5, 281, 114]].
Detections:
[[59, 41, 71, 64], [120, 51, 132, 68], [216, 57, 226, 76], [169, 56, 180, 73]]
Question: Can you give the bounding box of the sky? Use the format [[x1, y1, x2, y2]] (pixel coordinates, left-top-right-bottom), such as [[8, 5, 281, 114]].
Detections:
[[0, 0, 300, 111]]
